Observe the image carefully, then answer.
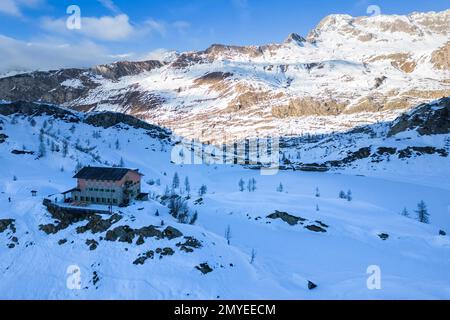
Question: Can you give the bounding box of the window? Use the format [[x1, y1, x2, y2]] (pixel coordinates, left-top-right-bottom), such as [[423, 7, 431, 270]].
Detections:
[[107, 199, 111, 203], [96, 198, 100, 202], [74, 196, 78, 201], [100, 189, 104, 192], [94, 188, 99, 192], [113, 199, 117, 204], [80, 196, 84, 201], [91, 197, 95, 202], [102, 198, 105, 203]]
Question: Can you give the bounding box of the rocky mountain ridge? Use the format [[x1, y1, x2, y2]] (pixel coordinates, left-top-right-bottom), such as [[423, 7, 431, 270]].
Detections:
[[0, 10, 449, 143]]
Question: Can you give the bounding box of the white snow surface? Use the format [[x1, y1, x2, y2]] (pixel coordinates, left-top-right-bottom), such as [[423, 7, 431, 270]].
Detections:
[[0, 112, 449, 300]]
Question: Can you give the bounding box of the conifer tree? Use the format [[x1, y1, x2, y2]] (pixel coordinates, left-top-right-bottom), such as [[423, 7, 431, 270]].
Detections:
[[416, 201, 430, 224]]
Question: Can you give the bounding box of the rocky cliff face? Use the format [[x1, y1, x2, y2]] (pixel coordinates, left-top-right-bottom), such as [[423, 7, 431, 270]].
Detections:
[[0, 10, 449, 143], [388, 97, 450, 136]]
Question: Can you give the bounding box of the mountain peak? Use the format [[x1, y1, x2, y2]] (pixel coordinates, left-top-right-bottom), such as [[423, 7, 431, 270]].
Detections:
[[284, 33, 306, 45], [307, 9, 450, 42]]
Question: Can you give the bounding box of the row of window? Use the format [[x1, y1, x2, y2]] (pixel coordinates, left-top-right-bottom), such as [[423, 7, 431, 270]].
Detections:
[[74, 196, 118, 204], [87, 188, 116, 193]]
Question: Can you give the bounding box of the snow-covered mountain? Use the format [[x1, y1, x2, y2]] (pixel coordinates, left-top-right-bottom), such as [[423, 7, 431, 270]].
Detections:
[[0, 10, 449, 143], [0, 9, 449, 300], [0, 99, 449, 299]]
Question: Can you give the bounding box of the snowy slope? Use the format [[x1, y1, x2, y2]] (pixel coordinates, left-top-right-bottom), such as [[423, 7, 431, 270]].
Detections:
[[277, 97, 450, 189], [0, 102, 449, 299]]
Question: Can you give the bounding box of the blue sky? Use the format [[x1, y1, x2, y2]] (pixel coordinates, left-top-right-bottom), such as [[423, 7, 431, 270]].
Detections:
[[0, 0, 448, 72]]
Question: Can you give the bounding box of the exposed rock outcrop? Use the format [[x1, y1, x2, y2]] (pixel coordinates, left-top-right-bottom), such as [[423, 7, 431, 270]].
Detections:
[[195, 263, 213, 275], [272, 98, 347, 118], [388, 97, 450, 136], [84, 112, 171, 140], [431, 41, 450, 70], [267, 211, 306, 226], [91, 60, 163, 80], [0, 219, 15, 233]]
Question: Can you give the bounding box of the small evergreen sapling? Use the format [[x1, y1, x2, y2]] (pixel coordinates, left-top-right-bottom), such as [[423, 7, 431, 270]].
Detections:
[[198, 184, 207, 197], [238, 179, 245, 192], [315, 187, 320, 198], [416, 201, 430, 224], [347, 190, 352, 202], [225, 225, 232, 245], [172, 172, 180, 190], [277, 183, 284, 193], [401, 207, 409, 217], [184, 177, 191, 196]]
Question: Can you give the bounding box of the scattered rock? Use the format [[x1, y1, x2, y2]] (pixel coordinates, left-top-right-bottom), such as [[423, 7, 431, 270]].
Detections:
[[163, 226, 183, 240], [92, 271, 100, 287], [0, 219, 15, 233], [58, 239, 67, 245], [439, 230, 447, 236], [179, 246, 193, 253], [0, 133, 8, 143], [105, 224, 166, 244], [11, 149, 35, 155], [378, 233, 389, 240], [136, 236, 145, 246], [76, 214, 122, 234], [86, 239, 99, 251], [105, 225, 135, 243], [305, 225, 327, 233], [133, 250, 155, 265], [267, 211, 306, 226], [133, 256, 147, 265], [315, 220, 329, 228], [194, 198, 204, 205], [196, 263, 213, 275], [308, 281, 318, 290], [39, 223, 62, 235], [157, 247, 175, 258], [136, 225, 162, 239], [177, 236, 202, 253]]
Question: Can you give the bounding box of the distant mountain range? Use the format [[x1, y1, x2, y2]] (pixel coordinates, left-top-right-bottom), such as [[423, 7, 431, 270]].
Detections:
[[0, 10, 449, 143]]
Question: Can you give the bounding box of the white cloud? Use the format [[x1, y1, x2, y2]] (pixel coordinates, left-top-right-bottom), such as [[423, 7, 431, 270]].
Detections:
[[0, 0, 43, 17], [0, 34, 118, 73], [97, 0, 121, 14], [143, 19, 167, 37], [41, 14, 135, 41], [0, 0, 21, 16], [172, 21, 191, 34]]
